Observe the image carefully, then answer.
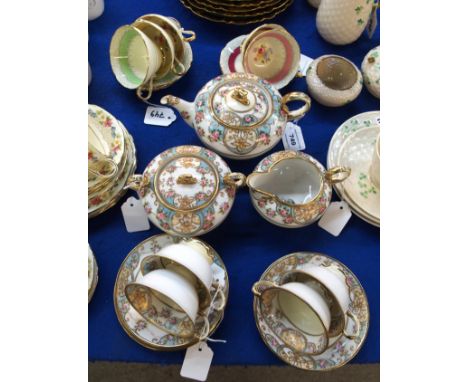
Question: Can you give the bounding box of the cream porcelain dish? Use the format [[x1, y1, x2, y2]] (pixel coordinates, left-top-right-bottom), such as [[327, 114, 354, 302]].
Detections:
[[161, 72, 311, 159], [362, 45, 380, 99], [327, 111, 380, 226], [88, 245, 98, 303], [253, 252, 369, 370], [114, 235, 229, 351], [247, 151, 350, 228], [306, 55, 363, 107]]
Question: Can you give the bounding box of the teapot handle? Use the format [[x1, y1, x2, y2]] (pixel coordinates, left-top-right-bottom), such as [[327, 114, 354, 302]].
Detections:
[[324, 166, 351, 184], [281, 92, 311, 121], [224, 172, 246, 188]]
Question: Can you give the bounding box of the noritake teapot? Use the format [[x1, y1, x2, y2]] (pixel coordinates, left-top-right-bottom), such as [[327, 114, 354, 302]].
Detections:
[[161, 72, 311, 160], [126, 145, 245, 237]]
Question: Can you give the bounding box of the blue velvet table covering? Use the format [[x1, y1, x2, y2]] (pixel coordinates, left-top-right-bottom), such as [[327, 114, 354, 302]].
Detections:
[[88, 0, 380, 365]]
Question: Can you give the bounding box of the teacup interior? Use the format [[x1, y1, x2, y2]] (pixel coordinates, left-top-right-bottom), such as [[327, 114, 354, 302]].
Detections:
[[316, 56, 358, 91], [111, 28, 149, 88], [249, 158, 322, 204], [277, 290, 324, 335]]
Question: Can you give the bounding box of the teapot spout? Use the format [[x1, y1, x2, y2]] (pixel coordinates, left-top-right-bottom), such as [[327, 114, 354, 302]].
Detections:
[[160, 95, 195, 128]]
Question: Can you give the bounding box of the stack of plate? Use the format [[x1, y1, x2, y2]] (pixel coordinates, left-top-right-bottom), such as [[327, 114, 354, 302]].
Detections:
[[327, 111, 380, 226], [180, 0, 293, 25], [88, 105, 137, 219], [220, 24, 300, 89]]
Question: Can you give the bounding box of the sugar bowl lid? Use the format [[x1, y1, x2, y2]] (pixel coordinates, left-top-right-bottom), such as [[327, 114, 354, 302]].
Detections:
[[207, 73, 273, 129], [126, 145, 245, 237]]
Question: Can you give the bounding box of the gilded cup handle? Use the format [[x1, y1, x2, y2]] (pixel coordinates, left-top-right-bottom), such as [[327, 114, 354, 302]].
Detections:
[[195, 315, 211, 341], [171, 57, 187, 76], [88, 158, 118, 179], [324, 166, 351, 184], [181, 29, 196, 42], [139, 255, 158, 276], [211, 290, 226, 312], [343, 311, 361, 340], [281, 92, 311, 121], [224, 172, 246, 188], [125, 174, 144, 191], [136, 81, 153, 102], [251, 280, 277, 297]]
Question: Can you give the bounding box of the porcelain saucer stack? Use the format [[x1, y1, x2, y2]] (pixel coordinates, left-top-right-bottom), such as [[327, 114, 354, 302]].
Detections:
[[114, 235, 229, 350], [252, 252, 369, 370], [109, 14, 196, 100], [88, 105, 136, 218]]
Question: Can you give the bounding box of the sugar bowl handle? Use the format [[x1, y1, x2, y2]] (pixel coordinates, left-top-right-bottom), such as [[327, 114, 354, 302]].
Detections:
[[224, 172, 246, 188], [281, 92, 311, 121], [125, 174, 149, 192], [252, 280, 277, 297], [324, 166, 351, 184]]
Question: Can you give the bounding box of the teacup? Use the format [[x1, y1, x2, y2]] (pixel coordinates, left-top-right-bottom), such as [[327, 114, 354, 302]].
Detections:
[[252, 280, 331, 354], [247, 151, 350, 227], [88, 142, 118, 181], [288, 265, 361, 339], [125, 268, 209, 339], [369, 135, 380, 188], [140, 242, 223, 310], [306, 55, 363, 107], [109, 25, 163, 89]]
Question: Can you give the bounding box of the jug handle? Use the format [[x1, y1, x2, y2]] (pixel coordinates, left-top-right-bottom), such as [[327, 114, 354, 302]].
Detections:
[[324, 166, 351, 184], [281, 92, 311, 121], [224, 172, 246, 188]]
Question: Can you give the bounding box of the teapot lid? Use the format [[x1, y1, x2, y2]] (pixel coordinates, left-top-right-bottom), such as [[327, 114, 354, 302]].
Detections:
[[209, 74, 273, 129], [155, 155, 219, 212]]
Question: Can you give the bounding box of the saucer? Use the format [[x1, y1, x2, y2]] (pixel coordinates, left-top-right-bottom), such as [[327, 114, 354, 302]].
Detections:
[[253, 252, 369, 370], [114, 235, 229, 351], [219, 35, 297, 90], [88, 245, 98, 303], [327, 111, 380, 226]]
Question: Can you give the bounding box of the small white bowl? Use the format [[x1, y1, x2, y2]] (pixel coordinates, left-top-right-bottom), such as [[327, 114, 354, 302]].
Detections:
[[306, 55, 363, 107]]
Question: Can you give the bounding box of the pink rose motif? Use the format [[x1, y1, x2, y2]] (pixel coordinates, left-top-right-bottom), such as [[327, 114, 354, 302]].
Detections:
[[266, 209, 276, 217], [103, 117, 112, 127], [195, 111, 204, 123], [284, 216, 294, 224], [257, 199, 266, 208], [90, 196, 102, 205], [209, 131, 220, 142], [205, 212, 215, 221], [157, 212, 166, 220], [200, 178, 208, 187], [279, 208, 288, 217], [144, 205, 152, 214], [258, 133, 270, 145]]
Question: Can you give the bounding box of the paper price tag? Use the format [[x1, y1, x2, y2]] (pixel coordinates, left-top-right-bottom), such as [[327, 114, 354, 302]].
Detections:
[[299, 54, 314, 76], [121, 197, 150, 233], [367, 2, 379, 39], [282, 122, 306, 151], [143, 105, 177, 126], [180, 342, 214, 382], [318, 201, 352, 237]]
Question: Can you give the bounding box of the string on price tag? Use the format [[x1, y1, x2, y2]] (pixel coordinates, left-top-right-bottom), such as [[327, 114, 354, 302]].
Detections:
[[180, 342, 214, 382], [143, 105, 177, 126]]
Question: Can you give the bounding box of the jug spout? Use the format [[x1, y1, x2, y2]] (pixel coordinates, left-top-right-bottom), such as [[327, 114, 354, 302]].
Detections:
[[160, 95, 195, 128]]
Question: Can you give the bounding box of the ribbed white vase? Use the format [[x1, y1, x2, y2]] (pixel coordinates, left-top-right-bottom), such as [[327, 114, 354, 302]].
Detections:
[[316, 0, 374, 45]]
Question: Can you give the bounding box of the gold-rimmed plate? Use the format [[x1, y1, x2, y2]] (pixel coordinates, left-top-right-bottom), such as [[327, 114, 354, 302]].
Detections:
[[180, 0, 293, 25], [253, 252, 369, 370], [201, 0, 284, 14], [113, 235, 229, 351]]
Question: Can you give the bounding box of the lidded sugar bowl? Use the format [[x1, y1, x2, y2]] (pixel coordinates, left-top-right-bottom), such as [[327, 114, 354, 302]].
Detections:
[[126, 145, 245, 236], [161, 72, 311, 159]]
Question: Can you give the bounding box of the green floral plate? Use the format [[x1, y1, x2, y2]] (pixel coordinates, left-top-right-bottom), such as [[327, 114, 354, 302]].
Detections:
[[114, 234, 229, 351], [327, 111, 380, 227], [253, 252, 369, 370]]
